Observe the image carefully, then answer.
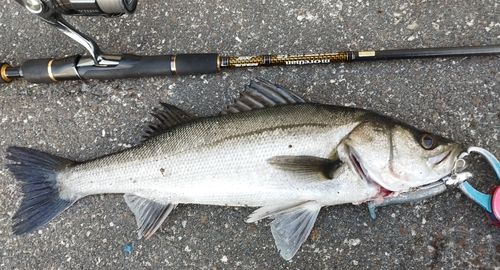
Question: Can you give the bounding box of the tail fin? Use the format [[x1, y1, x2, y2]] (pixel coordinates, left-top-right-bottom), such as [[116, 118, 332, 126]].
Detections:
[[6, 146, 77, 235]]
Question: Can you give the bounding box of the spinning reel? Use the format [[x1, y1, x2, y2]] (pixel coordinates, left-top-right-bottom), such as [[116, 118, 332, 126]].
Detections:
[[2, 0, 500, 84], [16, 0, 136, 16]]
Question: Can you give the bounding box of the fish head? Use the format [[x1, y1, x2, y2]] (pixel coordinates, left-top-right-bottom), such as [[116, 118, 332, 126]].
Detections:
[[339, 118, 462, 192]]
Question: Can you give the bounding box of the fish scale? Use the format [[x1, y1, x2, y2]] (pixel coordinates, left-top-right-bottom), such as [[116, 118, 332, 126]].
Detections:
[[6, 79, 461, 260], [63, 104, 364, 206]]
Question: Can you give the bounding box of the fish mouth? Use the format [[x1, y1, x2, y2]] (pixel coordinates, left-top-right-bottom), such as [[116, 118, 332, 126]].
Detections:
[[427, 150, 451, 166], [349, 151, 370, 184], [348, 149, 392, 197]]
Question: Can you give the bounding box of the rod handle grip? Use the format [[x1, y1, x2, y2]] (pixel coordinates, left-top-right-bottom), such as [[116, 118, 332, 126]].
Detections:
[[22, 59, 55, 83], [79, 54, 172, 80], [79, 53, 220, 80], [174, 53, 219, 75]]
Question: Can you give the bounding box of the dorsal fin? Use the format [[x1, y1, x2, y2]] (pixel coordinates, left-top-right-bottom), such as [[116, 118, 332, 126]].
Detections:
[[221, 78, 306, 115], [142, 79, 304, 141], [141, 103, 195, 141]]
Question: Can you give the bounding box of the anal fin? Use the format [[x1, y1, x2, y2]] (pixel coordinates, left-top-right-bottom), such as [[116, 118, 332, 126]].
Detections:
[[124, 194, 177, 239], [247, 201, 322, 260]]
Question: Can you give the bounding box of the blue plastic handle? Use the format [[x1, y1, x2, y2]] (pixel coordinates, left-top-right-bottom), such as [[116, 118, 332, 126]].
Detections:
[[468, 146, 500, 181], [459, 181, 492, 212], [459, 147, 500, 223]]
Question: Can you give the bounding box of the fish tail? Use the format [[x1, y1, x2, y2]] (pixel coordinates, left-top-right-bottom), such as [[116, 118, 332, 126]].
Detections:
[[6, 146, 78, 235]]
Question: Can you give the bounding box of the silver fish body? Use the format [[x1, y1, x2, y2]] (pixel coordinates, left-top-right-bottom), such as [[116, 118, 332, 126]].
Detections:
[[6, 79, 462, 260], [63, 104, 377, 206]]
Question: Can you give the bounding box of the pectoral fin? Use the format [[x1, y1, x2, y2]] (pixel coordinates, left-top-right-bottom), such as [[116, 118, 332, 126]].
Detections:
[[124, 194, 177, 239], [267, 155, 342, 179], [246, 201, 322, 260]]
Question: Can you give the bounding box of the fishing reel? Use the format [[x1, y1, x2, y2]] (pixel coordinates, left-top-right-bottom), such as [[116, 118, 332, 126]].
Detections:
[[2, 0, 218, 83], [3, 0, 500, 84], [16, 0, 137, 17], [13, 0, 137, 68]]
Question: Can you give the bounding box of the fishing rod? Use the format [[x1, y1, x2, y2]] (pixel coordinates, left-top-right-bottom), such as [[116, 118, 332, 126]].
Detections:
[[2, 0, 500, 84]]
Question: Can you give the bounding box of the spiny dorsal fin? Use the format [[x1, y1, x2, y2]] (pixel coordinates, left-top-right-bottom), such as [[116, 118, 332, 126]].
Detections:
[[221, 78, 306, 115], [142, 103, 195, 141], [142, 78, 304, 140]]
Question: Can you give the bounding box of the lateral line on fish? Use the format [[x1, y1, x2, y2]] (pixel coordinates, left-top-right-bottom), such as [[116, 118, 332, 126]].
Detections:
[[197, 122, 331, 150], [5, 79, 463, 261]]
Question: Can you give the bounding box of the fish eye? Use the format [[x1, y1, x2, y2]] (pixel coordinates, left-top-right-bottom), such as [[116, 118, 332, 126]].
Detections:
[[419, 133, 435, 149]]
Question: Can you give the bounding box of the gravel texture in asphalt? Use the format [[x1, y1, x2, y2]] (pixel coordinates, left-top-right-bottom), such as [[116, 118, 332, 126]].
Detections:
[[1, 0, 500, 268]]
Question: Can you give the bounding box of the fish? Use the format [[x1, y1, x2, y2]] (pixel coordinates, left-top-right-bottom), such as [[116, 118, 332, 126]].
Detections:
[[6, 78, 462, 260]]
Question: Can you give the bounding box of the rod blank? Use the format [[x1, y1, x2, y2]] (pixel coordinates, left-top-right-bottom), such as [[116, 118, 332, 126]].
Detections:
[[2, 45, 499, 83]]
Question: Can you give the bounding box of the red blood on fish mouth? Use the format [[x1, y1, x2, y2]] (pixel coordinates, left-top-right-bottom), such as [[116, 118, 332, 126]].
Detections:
[[349, 151, 393, 198]]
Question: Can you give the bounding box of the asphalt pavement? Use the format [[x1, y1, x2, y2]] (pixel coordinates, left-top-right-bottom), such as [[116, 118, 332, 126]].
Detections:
[[1, 0, 500, 268]]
